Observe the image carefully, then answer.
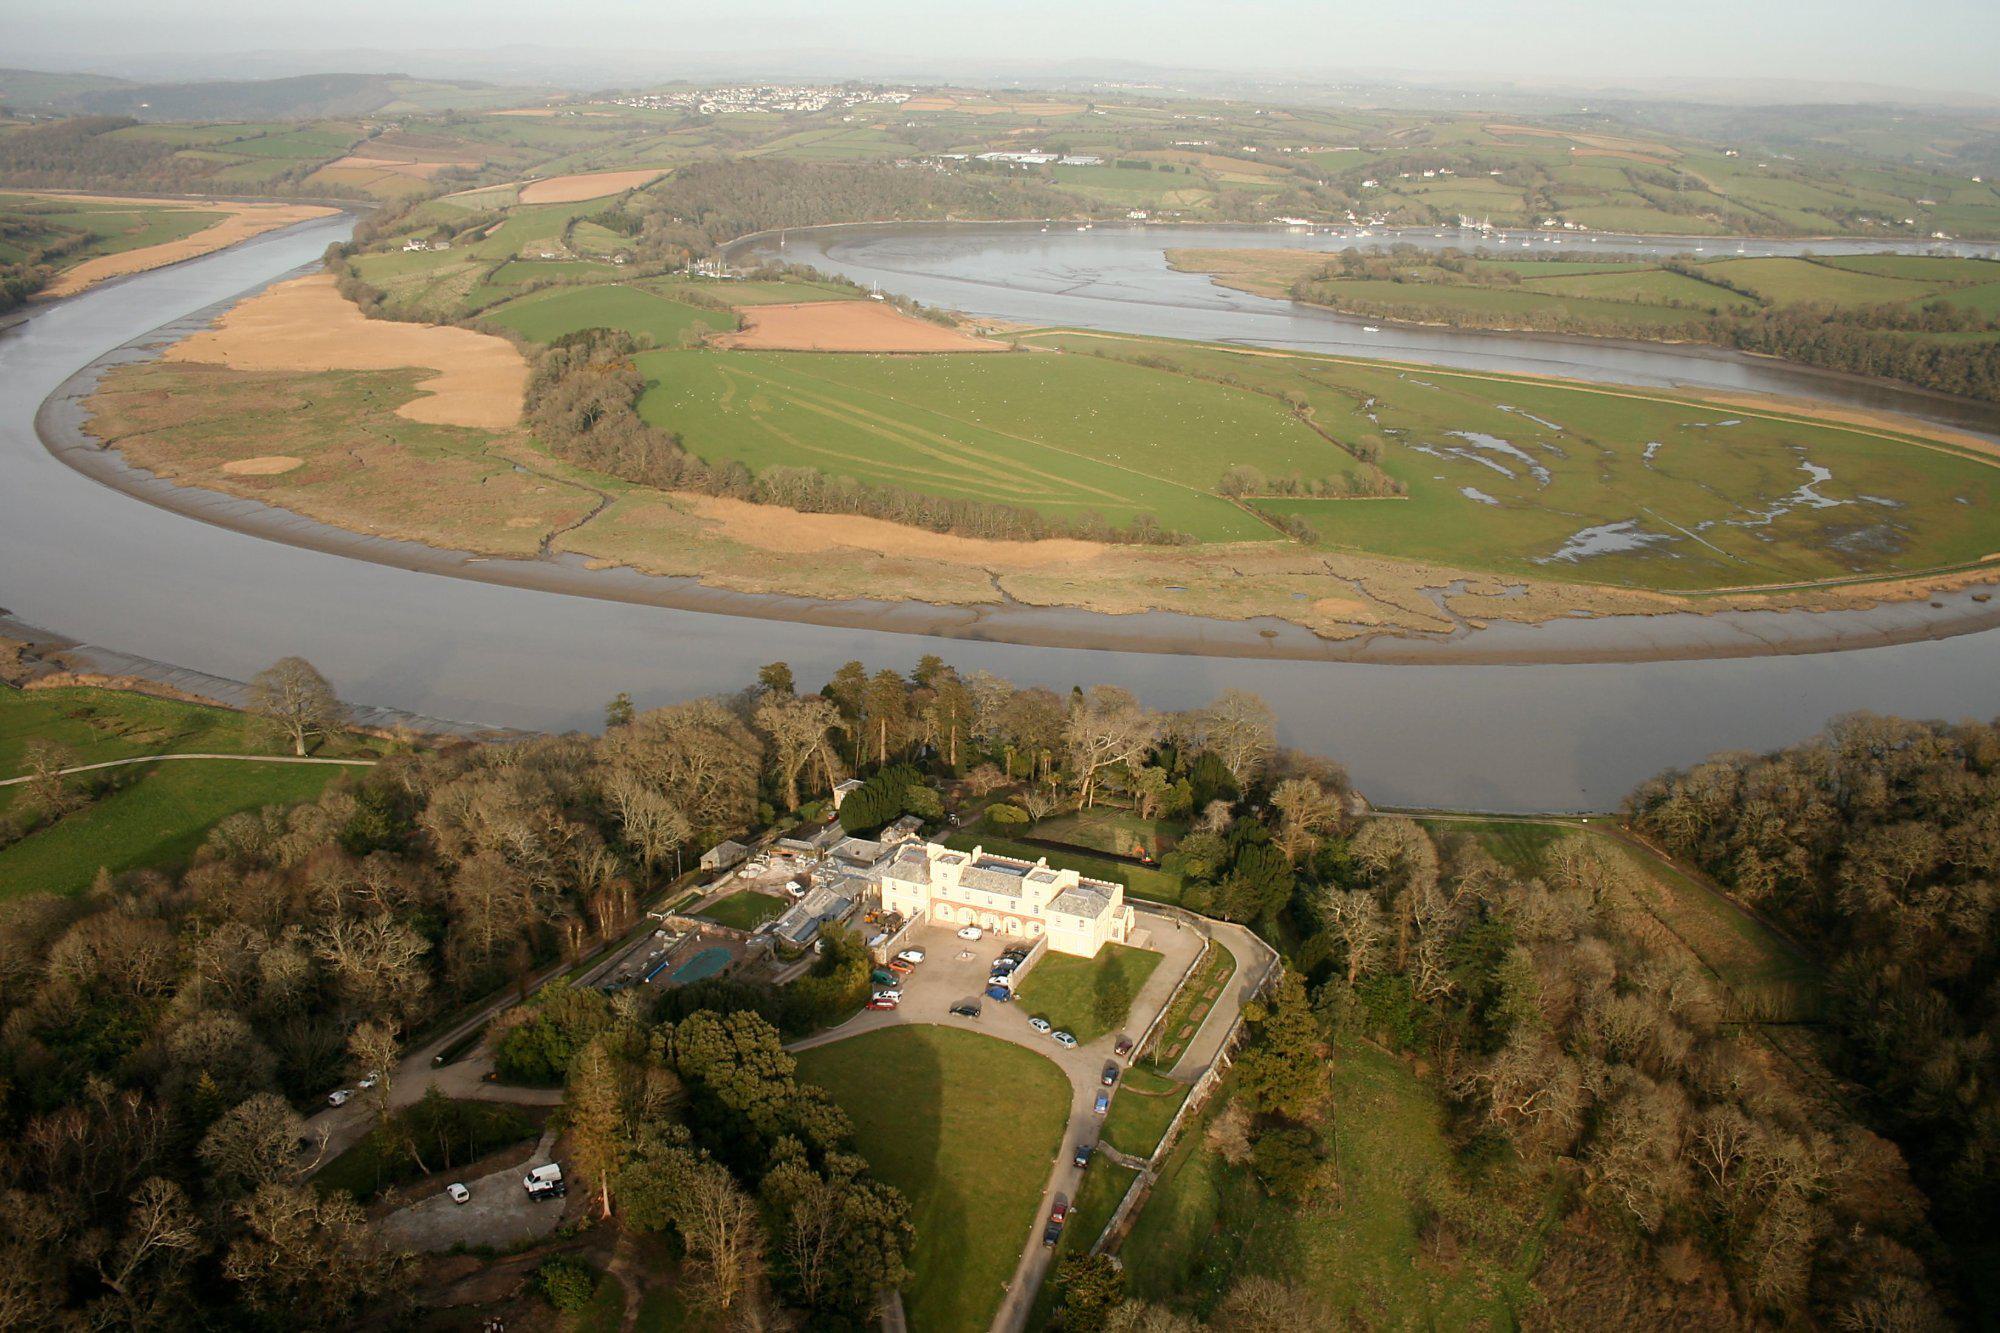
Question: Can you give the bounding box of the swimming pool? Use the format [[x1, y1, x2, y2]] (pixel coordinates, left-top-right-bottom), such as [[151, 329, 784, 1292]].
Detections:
[[670, 945, 734, 985]]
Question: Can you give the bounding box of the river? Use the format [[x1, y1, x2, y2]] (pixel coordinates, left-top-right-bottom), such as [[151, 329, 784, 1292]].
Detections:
[[743, 221, 2000, 439], [2, 216, 1997, 811]]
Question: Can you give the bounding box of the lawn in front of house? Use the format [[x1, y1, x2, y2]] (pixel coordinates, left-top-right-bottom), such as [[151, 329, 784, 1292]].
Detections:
[[1015, 943, 1163, 1045], [694, 888, 787, 931], [795, 1025, 1071, 1333], [1099, 1065, 1190, 1159]]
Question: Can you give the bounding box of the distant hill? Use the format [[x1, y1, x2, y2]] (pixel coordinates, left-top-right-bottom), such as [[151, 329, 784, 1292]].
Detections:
[[0, 69, 547, 121]]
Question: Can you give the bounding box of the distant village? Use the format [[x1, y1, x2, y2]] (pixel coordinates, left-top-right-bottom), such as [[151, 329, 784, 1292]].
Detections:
[[612, 84, 913, 115]]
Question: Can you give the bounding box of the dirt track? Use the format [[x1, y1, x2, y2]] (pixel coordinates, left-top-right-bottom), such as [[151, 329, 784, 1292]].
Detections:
[[164, 274, 527, 429], [713, 299, 1007, 353]]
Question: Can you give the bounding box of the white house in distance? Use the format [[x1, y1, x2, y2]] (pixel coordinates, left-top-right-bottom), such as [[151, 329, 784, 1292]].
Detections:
[[878, 842, 1134, 957]]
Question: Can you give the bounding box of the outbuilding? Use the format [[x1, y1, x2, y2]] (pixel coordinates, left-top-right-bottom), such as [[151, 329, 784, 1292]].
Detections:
[[700, 840, 751, 871]]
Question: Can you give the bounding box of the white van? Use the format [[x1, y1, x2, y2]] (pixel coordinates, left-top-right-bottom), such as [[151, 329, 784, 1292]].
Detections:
[[523, 1163, 566, 1199]]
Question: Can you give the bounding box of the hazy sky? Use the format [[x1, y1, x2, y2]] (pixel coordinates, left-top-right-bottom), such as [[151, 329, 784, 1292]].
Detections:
[[13, 0, 2000, 97]]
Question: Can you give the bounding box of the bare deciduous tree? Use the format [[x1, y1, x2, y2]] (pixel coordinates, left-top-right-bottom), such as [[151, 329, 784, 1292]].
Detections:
[[1183, 690, 1277, 789], [755, 693, 846, 811], [22, 739, 79, 816], [201, 1094, 311, 1195], [680, 1160, 767, 1316], [1063, 686, 1158, 809], [248, 657, 344, 757], [1271, 777, 1336, 863]]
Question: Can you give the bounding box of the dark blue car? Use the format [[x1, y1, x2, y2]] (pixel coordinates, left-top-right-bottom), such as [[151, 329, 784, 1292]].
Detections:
[[985, 984, 1013, 1002]]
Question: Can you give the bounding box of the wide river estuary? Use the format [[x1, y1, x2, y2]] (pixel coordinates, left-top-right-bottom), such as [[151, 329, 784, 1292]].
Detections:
[[3, 216, 1998, 810]]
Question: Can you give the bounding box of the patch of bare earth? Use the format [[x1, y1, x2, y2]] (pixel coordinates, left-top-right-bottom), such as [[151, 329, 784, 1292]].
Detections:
[[516, 170, 663, 203], [39, 197, 340, 297], [220, 455, 303, 475], [164, 274, 526, 429], [320, 155, 477, 179], [712, 300, 1007, 353], [681, 494, 1109, 567]]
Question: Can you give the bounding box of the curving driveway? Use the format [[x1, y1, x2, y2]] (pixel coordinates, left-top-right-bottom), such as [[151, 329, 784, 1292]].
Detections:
[[787, 910, 1255, 1333]]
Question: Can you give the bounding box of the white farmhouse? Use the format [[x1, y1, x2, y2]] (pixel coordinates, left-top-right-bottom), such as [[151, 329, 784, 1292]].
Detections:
[[878, 842, 1134, 957]]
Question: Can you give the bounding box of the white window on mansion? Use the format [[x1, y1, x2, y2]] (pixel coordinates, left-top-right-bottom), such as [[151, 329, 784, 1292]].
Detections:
[[877, 842, 1133, 957]]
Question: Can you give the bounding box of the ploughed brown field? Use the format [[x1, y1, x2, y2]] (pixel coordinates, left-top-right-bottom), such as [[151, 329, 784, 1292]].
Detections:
[[712, 300, 1008, 353], [515, 170, 664, 203], [164, 273, 527, 429]]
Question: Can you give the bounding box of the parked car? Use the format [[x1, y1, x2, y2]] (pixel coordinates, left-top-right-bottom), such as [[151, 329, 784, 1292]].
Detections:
[[872, 988, 902, 1001], [1029, 1017, 1052, 1034], [1052, 1030, 1077, 1049], [1113, 1036, 1135, 1058], [949, 1002, 981, 1018], [1102, 1063, 1120, 1087], [357, 1073, 378, 1091], [896, 948, 927, 964], [889, 958, 915, 974], [1001, 946, 1029, 961], [871, 969, 899, 986], [957, 926, 983, 941], [785, 880, 805, 897], [986, 974, 1014, 990], [1043, 1220, 1063, 1247], [1094, 1091, 1111, 1116], [867, 997, 898, 1011], [985, 984, 1014, 1002], [446, 1182, 470, 1205], [990, 957, 1018, 974], [1051, 1200, 1070, 1224], [523, 1163, 566, 1200], [326, 1088, 353, 1107], [1073, 1142, 1094, 1168]]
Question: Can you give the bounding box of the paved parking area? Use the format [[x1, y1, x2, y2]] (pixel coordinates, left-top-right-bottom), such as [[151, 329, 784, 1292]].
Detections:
[[376, 1129, 569, 1253]]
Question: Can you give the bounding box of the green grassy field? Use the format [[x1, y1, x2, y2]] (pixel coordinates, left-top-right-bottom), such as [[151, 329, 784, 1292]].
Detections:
[[1029, 332, 2000, 590], [1015, 944, 1163, 1044], [483, 283, 735, 345], [635, 346, 1330, 541], [1121, 1046, 1548, 1322], [0, 685, 385, 899], [1029, 808, 1182, 861], [0, 685, 322, 773], [1099, 1065, 1189, 1159], [694, 888, 787, 930], [0, 759, 347, 898], [0, 193, 224, 269], [795, 1026, 1072, 1333]]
